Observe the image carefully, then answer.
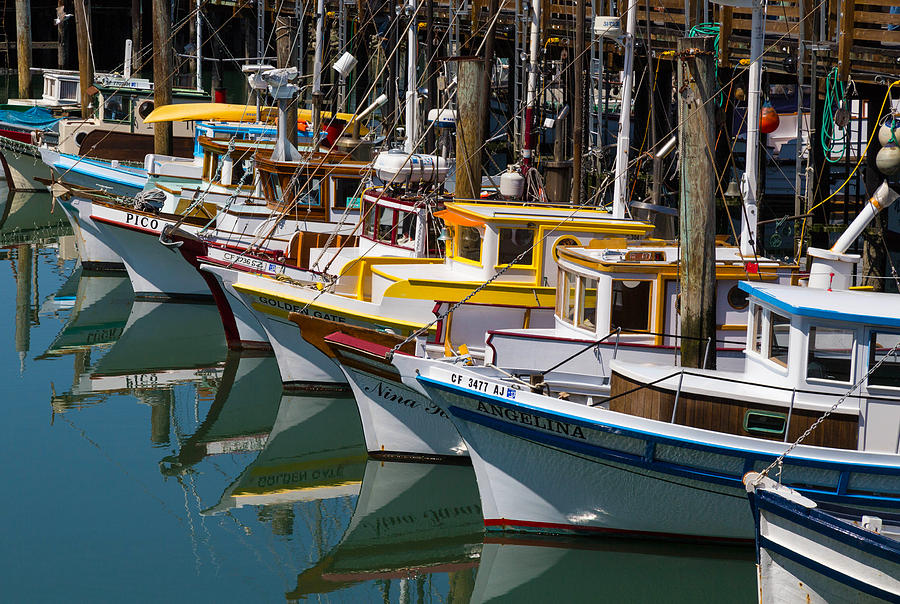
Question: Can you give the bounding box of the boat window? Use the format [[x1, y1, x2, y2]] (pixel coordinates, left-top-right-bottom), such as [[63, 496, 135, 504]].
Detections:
[[743, 410, 787, 437], [768, 312, 790, 367], [103, 94, 129, 123], [610, 280, 651, 332], [497, 227, 535, 266], [397, 211, 417, 247], [807, 326, 854, 382], [231, 158, 247, 186], [377, 207, 397, 242], [868, 331, 900, 388], [287, 176, 321, 207], [751, 305, 763, 354], [556, 270, 577, 324], [332, 177, 361, 209], [578, 277, 598, 330], [363, 202, 378, 238], [456, 226, 482, 262]]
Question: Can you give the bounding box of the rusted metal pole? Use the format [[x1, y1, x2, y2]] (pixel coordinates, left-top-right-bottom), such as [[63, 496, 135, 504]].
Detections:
[[455, 57, 486, 200], [276, 13, 298, 147], [678, 36, 717, 369], [152, 0, 173, 155], [74, 0, 93, 118], [15, 0, 32, 99]]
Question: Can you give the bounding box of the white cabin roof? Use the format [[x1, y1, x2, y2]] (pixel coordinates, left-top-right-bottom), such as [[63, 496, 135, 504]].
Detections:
[[740, 282, 900, 328]]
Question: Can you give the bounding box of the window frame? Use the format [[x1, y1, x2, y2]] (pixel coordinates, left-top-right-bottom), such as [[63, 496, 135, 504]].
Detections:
[[609, 279, 653, 333], [866, 329, 900, 390], [767, 311, 791, 368], [496, 226, 536, 268], [806, 324, 855, 385], [454, 225, 483, 264]]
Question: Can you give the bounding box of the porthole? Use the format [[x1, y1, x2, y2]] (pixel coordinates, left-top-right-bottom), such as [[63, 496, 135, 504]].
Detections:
[[138, 100, 155, 120], [727, 285, 749, 310], [552, 237, 579, 261]]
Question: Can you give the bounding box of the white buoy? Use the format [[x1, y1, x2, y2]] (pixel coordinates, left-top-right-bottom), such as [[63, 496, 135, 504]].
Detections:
[[878, 114, 900, 146], [876, 142, 900, 176]]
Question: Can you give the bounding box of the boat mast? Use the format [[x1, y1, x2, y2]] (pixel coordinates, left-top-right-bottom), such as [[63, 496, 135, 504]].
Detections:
[[195, 0, 202, 92], [521, 0, 540, 173], [405, 0, 419, 153], [312, 0, 326, 139], [611, 0, 637, 219], [740, 0, 763, 256]]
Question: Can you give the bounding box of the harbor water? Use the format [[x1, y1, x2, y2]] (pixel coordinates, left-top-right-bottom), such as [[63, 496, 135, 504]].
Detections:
[[1, 189, 757, 601]]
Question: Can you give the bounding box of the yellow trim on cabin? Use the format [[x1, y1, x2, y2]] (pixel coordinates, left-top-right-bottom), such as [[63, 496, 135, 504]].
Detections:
[[381, 279, 556, 307]]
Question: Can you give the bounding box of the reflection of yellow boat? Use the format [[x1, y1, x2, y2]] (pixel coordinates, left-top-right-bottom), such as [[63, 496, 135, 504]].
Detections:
[[143, 103, 369, 134]]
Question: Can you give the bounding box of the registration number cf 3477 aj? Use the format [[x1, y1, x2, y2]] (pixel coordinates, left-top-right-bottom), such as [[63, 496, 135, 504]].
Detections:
[[450, 373, 517, 400]]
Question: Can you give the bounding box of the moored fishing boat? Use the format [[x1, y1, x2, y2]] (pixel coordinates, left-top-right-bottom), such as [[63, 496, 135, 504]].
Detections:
[[745, 472, 900, 603], [407, 185, 900, 540]]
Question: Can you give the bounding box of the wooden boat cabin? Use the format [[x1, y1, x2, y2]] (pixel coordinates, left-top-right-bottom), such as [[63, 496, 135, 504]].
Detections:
[[609, 281, 900, 452]]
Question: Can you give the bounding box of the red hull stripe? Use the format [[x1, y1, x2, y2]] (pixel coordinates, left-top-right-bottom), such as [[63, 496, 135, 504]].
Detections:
[[483, 518, 751, 544]]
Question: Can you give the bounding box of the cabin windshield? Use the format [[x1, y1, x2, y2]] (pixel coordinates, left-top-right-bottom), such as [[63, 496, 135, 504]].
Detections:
[[497, 227, 535, 266], [611, 280, 651, 332], [869, 331, 900, 388], [556, 269, 577, 324], [333, 177, 362, 210], [751, 305, 763, 354], [102, 93, 130, 123], [768, 312, 790, 367], [807, 325, 854, 382], [456, 226, 482, 262], [556, 270, 597, 330], [362, 200, 418, 248]]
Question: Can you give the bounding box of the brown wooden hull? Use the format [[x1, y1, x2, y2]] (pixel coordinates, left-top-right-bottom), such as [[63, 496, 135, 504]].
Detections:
[[609, 371, 858, 450]]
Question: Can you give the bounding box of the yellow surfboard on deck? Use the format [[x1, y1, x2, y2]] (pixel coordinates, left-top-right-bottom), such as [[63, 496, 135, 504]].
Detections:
[[143, 103, 370, 135]]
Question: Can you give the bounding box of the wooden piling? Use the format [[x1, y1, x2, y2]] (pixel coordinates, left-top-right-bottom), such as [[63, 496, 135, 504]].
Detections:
[[677, 36, 717, 369], [132, 0, 141, 73], [15, 0, 32, 99], [152, 0, 173, 155], [455, 57, 486, 200], [74, 0, 93, 118], [276, 13, 298, 147], [571, 0, 585, 204]]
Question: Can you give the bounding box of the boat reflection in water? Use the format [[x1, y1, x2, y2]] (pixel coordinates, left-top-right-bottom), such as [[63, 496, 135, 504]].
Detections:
[[202, 387, 367, 517], [289, 460, 483, 601], [46, 289, 227, 423], [473, 535, 755, 603], [160, 351, 284, 472], [0, 190, 70, 247]]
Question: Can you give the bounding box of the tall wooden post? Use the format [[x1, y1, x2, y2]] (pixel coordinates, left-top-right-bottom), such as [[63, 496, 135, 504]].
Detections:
[[15, 0, 32, 99], [74, 0, 93, 118], [455, 57, 486, 200], [152, 0, 173, 155], [57, 0, 65, 69], [276, 13, 298, 147], [678, 36, 717, 369], [571, 0, 585, 204], [132, 0, 142, 72]]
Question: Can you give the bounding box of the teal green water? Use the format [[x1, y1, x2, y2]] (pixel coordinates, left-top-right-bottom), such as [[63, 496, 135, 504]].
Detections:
[[0, 190, 757, 602]]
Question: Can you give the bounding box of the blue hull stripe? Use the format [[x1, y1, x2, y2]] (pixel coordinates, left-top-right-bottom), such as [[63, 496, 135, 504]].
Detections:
[[418, 376, 900, 508]]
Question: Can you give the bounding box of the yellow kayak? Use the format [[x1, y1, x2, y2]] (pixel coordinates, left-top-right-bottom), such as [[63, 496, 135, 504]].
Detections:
[[143, 103, 369, 134]]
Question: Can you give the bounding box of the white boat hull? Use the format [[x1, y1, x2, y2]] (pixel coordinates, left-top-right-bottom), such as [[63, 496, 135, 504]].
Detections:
[[57, 196, 125, 270], [0, 144, 50, 191], [408, 359, 900, 541], [341, 362, 467, 458], [90, 202, 211, 299], [748, 477, 900, 603]]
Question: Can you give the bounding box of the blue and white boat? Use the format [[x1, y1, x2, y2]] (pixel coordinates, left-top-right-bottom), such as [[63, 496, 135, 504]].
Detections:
[[403, 183, 900, 541], [745, 472, 900, 603]]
